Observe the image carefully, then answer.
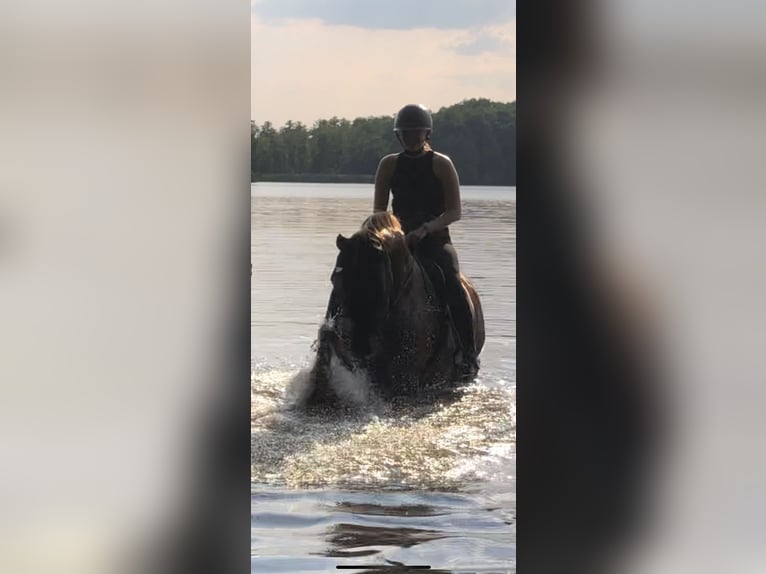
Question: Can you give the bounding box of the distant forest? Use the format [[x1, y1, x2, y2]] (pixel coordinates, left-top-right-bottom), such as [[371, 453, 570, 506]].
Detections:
[[251, 98, 516, 186]]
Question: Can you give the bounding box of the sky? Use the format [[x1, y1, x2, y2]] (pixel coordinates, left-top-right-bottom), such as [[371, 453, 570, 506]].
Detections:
[[251, 0, 516, 127]]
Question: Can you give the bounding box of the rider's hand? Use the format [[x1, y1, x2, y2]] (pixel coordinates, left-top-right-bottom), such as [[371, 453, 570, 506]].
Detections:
[[405, 224, 429, 249]]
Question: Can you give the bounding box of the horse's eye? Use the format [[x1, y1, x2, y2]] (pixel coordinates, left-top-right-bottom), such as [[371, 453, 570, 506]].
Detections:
[[333, 266, 343, 274]]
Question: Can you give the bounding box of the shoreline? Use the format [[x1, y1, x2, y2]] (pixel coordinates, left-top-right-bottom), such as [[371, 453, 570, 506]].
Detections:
[[252, 173, 375, 184], [252, 174, 516, 186]]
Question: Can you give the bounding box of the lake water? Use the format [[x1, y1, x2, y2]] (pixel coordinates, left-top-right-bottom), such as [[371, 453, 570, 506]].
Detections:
[[251, 182, 516, 573]]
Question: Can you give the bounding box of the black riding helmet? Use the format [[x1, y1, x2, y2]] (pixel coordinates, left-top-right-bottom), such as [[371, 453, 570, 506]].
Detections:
[[394, 104, 433, 154], [393, 104, 433, 133]]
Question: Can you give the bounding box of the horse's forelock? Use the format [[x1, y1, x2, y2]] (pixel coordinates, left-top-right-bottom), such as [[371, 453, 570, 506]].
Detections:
[[362, 212, 404, 253]]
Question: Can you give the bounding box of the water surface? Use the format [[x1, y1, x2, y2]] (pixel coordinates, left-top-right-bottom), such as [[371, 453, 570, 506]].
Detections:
[[251, 182, 515, 573]]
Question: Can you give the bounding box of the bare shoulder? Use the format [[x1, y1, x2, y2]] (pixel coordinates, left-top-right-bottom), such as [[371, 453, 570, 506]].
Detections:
[[375, 154, 398, 188], [375, 153, 397, 180], [378, 153, 399, 169], [432, 151, 457, 176]]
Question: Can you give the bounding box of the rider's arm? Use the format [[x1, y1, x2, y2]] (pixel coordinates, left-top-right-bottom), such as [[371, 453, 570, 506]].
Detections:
[[424, 153, 462, 233], [373, 154, 396, 213]]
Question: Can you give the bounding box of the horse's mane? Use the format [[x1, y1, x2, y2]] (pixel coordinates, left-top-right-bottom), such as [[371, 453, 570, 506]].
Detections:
[[361, 212, 404, 252], [359, 212, 415, 291]]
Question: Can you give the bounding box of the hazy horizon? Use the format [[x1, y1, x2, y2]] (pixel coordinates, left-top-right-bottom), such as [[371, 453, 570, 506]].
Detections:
[[251, 96, 516, 127]]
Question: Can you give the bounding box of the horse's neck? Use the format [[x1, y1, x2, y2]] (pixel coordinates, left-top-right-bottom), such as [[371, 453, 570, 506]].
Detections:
[[388, 241, 415, 292]]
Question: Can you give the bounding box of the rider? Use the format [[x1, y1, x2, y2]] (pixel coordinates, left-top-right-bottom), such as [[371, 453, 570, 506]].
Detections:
[[373, 104, 479, 379]]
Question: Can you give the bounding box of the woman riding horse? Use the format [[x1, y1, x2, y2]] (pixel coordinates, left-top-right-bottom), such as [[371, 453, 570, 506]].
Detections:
[[373, 104, 479, 379]]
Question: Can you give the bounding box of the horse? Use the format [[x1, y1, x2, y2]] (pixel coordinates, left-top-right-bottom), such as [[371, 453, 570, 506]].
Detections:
[[302, 212, 485, 407]]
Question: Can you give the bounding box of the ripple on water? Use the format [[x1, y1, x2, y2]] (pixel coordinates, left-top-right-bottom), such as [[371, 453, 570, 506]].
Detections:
[[251, 486, 515, 571]]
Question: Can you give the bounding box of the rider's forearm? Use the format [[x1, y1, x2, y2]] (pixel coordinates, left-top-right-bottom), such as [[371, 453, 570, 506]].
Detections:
[[424, 207, 461, 233], [372, 192, 389, 213]]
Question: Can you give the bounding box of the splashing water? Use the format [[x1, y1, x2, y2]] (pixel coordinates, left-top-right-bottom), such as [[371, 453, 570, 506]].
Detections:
[[251, 367, 515, 490], [283, 351, 378, 411]]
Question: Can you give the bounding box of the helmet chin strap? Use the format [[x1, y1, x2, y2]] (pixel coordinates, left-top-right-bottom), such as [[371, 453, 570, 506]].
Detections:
[[396, 132, 430, 156]]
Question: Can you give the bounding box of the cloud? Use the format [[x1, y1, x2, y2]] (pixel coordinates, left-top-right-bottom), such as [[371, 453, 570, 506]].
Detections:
[[448, 72, 516, 94], [252, 0, 515, 30], [451, 23, 516, 56], [453, 34, 506, 56], [251, 15, 515, 126]]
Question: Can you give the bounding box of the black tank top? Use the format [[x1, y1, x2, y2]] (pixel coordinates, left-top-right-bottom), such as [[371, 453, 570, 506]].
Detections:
[[390, 151, 450, 243]]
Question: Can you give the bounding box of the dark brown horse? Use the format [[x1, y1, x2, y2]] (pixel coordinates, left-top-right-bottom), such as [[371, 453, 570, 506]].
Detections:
[[303, 212, 484, 406]]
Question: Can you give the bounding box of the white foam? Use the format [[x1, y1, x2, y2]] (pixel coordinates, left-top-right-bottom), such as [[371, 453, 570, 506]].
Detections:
[[283, 367, 313, 407], [279, 346, 376, 409], [327, 354, 372, 407], [445, 441, 517, 482]]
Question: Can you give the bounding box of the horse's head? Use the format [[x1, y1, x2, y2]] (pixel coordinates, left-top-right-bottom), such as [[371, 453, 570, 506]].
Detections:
[[331, 213, 411, 345]]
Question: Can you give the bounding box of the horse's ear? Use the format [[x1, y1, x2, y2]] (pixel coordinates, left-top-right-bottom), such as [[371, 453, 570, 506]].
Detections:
[[336, 234, 349, 251]]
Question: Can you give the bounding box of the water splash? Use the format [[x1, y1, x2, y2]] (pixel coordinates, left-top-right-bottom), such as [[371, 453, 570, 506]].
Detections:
[[283, 354, 378, 411], [251, 368, 515, 490]]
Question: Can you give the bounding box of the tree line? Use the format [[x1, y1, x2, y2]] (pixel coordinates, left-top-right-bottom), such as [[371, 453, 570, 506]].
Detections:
[[251, 98, 516, 186]]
